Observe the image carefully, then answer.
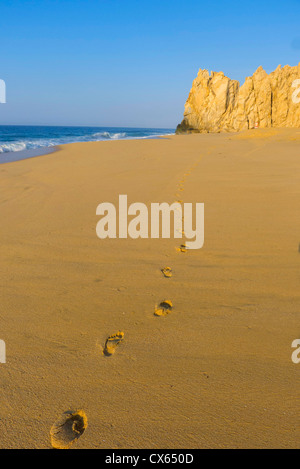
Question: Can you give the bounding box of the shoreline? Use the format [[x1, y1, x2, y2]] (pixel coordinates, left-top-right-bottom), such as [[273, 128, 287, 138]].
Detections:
[[0, 128, 175, 164], [0, 134, 175, 165], [0, 146, 58, 164], [2, 127, 298, 165]]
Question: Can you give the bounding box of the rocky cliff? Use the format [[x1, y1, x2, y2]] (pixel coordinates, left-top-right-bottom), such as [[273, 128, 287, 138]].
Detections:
[[177, 64, 300, 133]]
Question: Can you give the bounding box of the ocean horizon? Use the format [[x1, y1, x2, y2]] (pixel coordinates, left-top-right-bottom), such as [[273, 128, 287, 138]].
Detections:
[[0, 125, 175, 159]]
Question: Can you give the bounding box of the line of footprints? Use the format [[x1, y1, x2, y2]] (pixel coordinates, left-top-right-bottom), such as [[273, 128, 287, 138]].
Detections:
[[50, 163, 198, 449]]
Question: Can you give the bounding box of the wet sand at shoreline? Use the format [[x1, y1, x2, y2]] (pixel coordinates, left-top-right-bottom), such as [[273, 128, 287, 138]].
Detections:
[[0, 129, 299, 448]]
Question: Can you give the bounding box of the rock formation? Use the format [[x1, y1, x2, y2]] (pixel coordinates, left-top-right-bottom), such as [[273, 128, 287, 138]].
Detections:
[[176, 64, 300, 133]]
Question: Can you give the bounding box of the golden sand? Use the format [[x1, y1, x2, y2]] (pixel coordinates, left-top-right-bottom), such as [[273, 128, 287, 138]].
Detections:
[[0, 129, 299, 448]]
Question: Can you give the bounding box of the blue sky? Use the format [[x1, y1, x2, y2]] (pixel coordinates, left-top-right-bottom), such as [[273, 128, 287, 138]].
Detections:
[[0, 0, 300, 128]]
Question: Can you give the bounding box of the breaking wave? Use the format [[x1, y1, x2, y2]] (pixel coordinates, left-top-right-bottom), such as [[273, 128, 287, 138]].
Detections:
[[0, 126, 174, 154]]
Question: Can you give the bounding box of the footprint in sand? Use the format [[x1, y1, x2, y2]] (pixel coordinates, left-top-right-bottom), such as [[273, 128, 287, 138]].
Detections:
[[50, 410, 88, 449], [176, 244, 188, 253], [103, 331, 124, 356], [154, 300, 173, 317], [161, 267, 172, 278]]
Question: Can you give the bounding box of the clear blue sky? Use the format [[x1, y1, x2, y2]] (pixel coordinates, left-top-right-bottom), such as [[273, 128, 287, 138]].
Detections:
[[0, 0, 300, 128]]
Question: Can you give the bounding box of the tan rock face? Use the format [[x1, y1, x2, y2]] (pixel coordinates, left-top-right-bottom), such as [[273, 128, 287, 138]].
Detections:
[[177, 64, 300, 133]]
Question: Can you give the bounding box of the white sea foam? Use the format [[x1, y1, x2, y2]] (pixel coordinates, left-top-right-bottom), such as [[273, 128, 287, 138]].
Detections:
[[0, 142, 28, 153], [0, 140, 57, 153]]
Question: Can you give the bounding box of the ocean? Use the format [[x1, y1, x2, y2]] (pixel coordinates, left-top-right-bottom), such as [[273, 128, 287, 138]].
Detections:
[[0, 125, 175, 162]]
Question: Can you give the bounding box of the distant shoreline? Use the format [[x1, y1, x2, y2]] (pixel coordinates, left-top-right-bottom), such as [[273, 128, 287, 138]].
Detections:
[[0, 126, 175, 163], [0, 133, 174, 164]]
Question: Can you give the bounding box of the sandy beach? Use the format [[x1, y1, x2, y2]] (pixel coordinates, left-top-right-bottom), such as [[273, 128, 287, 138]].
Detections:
[[0, 129, 299, 449]]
